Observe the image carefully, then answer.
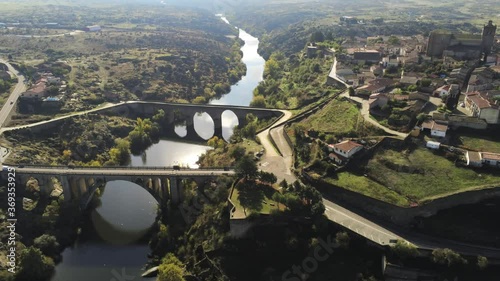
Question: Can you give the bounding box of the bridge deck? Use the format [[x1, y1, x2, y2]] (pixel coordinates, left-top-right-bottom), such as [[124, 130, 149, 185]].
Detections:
[[11, 166, 235, 177]]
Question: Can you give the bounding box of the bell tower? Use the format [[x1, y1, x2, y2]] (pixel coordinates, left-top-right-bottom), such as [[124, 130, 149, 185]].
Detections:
[[482, 20, 497, 61]]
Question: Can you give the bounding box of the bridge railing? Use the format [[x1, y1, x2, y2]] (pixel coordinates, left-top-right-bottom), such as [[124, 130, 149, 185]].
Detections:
[[5, 163, 234, 171]]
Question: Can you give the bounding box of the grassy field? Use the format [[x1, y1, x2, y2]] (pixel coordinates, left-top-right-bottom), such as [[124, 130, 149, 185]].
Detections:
[[366, 147, 500, 204], [300, 98, 384, 138], [458, 135, 500, 154], [230, 180, 281, 216], [324, 172, 410, 206]]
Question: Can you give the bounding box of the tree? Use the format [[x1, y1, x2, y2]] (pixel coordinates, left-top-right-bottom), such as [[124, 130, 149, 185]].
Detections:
[[387, 35, 400, 45], [310, 31, 325, 42], [477, 256, 488, 270], [432, 248, 467, 266], [16, 247, 55, 281], [259, 171, 277, 184], [348, 87, 355, 96], [264, 59, 281, 79], [416, 113, 428, 122], [335, 232, 350, 249], [157, 253, 185, 281], [391, 240, 418, 259], [250, 95, 266, 108], [235, 155, 258, 180], [229, 145, 245, 159], [33, 234, 60, 257], [109, 138, 130, 165]]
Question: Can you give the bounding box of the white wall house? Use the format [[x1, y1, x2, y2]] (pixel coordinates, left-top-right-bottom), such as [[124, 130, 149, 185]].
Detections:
[[328, 140, 364, 159]]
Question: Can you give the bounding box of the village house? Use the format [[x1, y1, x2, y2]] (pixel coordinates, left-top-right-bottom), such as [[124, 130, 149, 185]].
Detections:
[[369, 93, 389, 110], [399, 73, 420, 87], [464, 91, 500, 124], [328, 140, 364, 165], [382, 56, 399, 68], [466, 67, 496, 93], [353, 49, 381, 64], [356, 78, 396, 96], [466, 151, 500, 168], [20, 82, 47, 99], [434, 85, 451, 97], [420, 119, 449, 138]]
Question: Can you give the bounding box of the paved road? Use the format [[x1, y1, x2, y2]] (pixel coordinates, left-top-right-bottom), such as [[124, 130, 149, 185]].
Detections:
[[323, 200, 403, 246], [328, 57, 349, 88], [0, 58, 26, 129], [11, 166, 234, 177], [257, 110, 297, 183]]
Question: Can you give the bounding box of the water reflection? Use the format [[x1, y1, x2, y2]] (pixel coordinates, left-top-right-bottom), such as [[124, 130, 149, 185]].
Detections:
[[130, 140, 212, 168], [92, 181, 157, 244], [174, 124, 187, 138], [51, 181, 157, 281], [210, 22, 265, 106], [222, 110, 239, 141], [193, 112, 215, 140]]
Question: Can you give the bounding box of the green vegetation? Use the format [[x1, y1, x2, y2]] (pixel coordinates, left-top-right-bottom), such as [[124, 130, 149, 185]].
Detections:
[[366, 146, 500, 204], [457, 134, 500, 154], [250, 51, 339, 109], [432, 248, 467, 266], [234, 155, 259, 180], [324, 172, 410, 206], [230, 180, 281, 215], [391, 240, 419, 259], [298, 98, 384, 138], [157, 253, 186, 281], [1, 3, 246, 113], [0, 176, 81, 281]]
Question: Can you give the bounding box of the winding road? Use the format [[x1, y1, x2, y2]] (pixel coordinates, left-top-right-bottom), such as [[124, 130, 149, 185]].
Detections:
[[0, 58, 26, 129]]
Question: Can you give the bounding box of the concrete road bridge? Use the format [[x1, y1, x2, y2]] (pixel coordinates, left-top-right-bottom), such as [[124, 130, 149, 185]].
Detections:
[[10, 165, 234, 209]]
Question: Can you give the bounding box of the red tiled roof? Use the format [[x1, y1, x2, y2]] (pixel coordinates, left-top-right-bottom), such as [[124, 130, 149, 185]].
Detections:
[[466, 92, 492, 109], [481, 152, 500, 161], [332, 140, 363, 153], [421, 120, 448, 132]]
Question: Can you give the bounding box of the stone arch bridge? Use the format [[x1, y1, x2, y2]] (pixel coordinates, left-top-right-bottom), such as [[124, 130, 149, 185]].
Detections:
[[3, 101, 284, 142], [11, 165, 234, 209]]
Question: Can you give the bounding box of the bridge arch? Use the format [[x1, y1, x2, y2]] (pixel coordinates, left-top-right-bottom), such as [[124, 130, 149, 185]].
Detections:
[[221, 110, 239, 141], [193, 112, 215, 140]]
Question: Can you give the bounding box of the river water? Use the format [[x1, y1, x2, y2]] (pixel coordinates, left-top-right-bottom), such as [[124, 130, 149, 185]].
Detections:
[[51, 16, 265, 281]]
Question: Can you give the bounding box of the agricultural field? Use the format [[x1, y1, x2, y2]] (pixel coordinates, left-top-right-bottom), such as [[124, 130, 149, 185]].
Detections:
[[298, 98, 385, 139], [455, 134, 500, 154], [365, 146, 500, 204], [323, 144, 500, 207]]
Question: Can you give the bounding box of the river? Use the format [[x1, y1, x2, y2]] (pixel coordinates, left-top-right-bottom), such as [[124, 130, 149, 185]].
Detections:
[[51, 16, 265, 281]]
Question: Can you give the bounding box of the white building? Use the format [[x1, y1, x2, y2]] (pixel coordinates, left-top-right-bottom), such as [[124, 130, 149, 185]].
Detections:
[[466, 151, 500, 168], [328, 140, 364, 161], [421, 120, 448, 138], [426, 141, 441, 150]]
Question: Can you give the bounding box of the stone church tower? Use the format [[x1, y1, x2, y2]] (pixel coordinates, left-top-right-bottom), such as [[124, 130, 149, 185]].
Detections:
[[482, 20, 497, 60]]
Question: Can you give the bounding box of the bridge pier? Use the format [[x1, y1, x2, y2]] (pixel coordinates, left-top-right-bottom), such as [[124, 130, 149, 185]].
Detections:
[[170, 176, 182, 204], [185, 119, 200, 141], [59, 175, 72, 202], [213, 116, 223, 140]]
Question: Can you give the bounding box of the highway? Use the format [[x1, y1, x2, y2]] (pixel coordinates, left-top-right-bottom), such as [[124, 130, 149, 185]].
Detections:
[[0, 58, 26, 129]]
